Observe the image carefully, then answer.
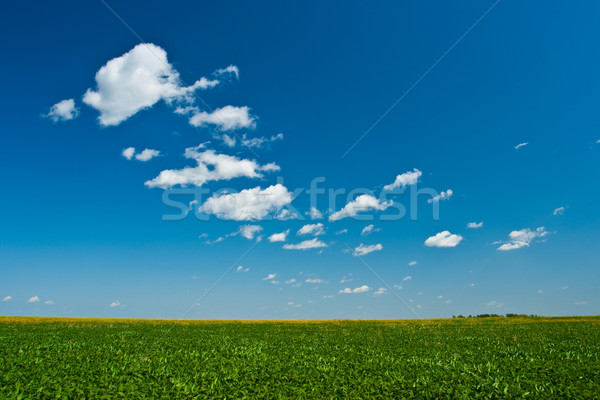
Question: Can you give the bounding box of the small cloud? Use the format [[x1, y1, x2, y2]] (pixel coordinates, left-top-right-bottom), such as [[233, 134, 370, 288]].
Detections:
[[285, 279, 297, 284], [574, 301, 587, 305], [374, 288, 388, 296], [537, 289, 544, 294], [560, 286, 568, 290], [467, 222, 483, 229], [297, 223, 325, 236], [45, 300, 55, 305], [383, 169, 422, 191], [428, 189, 453, 203], [329, 195, 391, 222], [408, 260, 417, 266], [44, 99, 79, 122], [553, 207, 565, 216], [393, 284, 403, 290], [262, 273, 277, 281], [236, 266, 250, 272], [335, 229, 348, 235], [486, 300, 503, 308], [470, 283, 475, 287], [402, 276, 412, 281], [238, 225, 264, 240], [2, 296, 12, 302], [305, 278, 326, 284], [514, 142, 528, 150], [214, 65, 239, 79], [135, 149, 160, 162], [122, 147, 136, 160], [27, 296, 40, 303], [444, 300, 452, 304], [360, 224, 380, 236], [339, 285, 371, 294], [497, 226, 549, 251], [306, 207, 323, 220], [283, 238, 328, 250], [353, 243, 383, 256], [110, 300, 121, 308], [268, 230, 289, 242], [425, 231, 463, 248], [339, 275, 353, 283]]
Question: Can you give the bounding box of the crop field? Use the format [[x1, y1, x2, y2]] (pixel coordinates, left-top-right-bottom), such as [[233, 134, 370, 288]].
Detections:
[[0, 317, 599, 399]]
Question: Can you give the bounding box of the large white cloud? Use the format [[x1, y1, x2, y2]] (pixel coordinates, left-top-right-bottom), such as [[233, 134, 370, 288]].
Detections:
[[83, 43, 218, 126], [297, 223, 325, 236], [283, 238, 328, 250], [353, 243, 383, 256], [145, 144, 279, 189], [198, 184, 292, 221], [424, 231, 463, 248], [383, 169, 422, 191], [189, 105, 255, 131], [497, 227, 549, 251], [45, 99, 79, 122], [329, 194, 392, 222]]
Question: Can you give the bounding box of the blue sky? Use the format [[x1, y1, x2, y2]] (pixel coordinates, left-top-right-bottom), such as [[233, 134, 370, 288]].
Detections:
[[1, 0, 599, 319]]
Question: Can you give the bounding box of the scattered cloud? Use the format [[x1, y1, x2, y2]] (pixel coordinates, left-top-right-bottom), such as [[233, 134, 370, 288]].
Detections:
[[402, 276, 412, 281], [45, 300, 55, 305], [360, 224, 380, 236], [27, 296, 40, 303], [497, 226, 549, 251], [339, 285, 371, 294], [335, 229, 348, 235], [487, 300, 503, 308], [268, 230, 289, 242], [135, 149, 160, 162], [408, 261, 417, 266], [237, 225, 263, 240], [110, 300, 121, 308], [2, 296, 12, 302], [222, 133, 283, 149], [353, 243, 383, 256], [284, 279, 297, 284], [424, 231, 463, 248], [198, 184, 292, 221], [262, 273, 277, 281], [553, 207, 565, 216], [374, 288, 388, 296], [45, 99, 79, 122], [297, 223, 325, 236], [574, 301, 587, 305], [214, 65, 239, 79], [467, 222, 483, 229], [515, 142, 529, 150], [305, 278, 326, 284], [306, 207, 323, 220], [122, 147, 136, 160], [329, 194, 392, 222], [236, 266, 250, 272], [188, 105, 255, 131], [283, 238, 328, 250], [383, 169, 422, 191], [561, 286, 568, 290], [83, 44, 218, 126], [339, 275, 353, 283], [537, 289, 544, 294], [428, 189, 453, 203], [146, 144, 279, 189]]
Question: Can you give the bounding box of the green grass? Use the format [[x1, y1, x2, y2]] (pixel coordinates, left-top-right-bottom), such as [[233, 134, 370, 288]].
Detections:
[[1, 316, 599, 399]]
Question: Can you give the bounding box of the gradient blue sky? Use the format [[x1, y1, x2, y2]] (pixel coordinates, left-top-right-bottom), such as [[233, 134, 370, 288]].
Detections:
[[1, 0, 599, 319]]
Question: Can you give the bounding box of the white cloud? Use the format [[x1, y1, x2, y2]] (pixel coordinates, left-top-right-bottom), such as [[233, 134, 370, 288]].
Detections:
[[329, 194, 392, 222], [486, 300, 503, 308], [497, 226, 549, 251], [561, 286, 568, 290], [574, 301, 587, 305], [263, 273, 277, 281], [339, 285, 371, 294], [306, 207, 323, 220], [515, 142, 528, 150], [424, 231, 463, 248], [428, 189, 453, 203], [45, 99, 79, 122], [268, 230, 289, 242], [285, 278, 296, 284], [402, 276, 412, 281], [305, 278, 326, 284], [537, 289, 544, 294], [45, 300, 55, 305], [122, 147, 136, 160], [374, 288, 388, 296], [553, 207, 565, 216], [146, 145, 279, 189], [360, 224, 380, 236], [135, 149, 160, 162], [275, 209, 297, 221], [83, 44, 218, 126], [189, 105, 255, 131], [214, 65, 239, 79], [236, 225, 263, 240], [224, 133, 283, 149], [335, 229, 348, 235], [408, 261, 417, 266], [110, 300, 121, 308], [2, 296, 12, 302], [27, 296, 40, 303], [339, 275, 353, 283], [467, 222, 483, 229], [353, 243, 383, 256], [198, 184, 292, 221], [297, 223, 325, 236], [383, 169, 422, 191], [283, 238, 328, 250]]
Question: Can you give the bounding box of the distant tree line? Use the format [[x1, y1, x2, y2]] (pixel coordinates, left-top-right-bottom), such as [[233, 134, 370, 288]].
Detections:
[[452, 314, 540, 318]]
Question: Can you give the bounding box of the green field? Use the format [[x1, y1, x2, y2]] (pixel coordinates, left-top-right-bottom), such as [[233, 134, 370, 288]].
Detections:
[[1, 316, 599, 399]]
